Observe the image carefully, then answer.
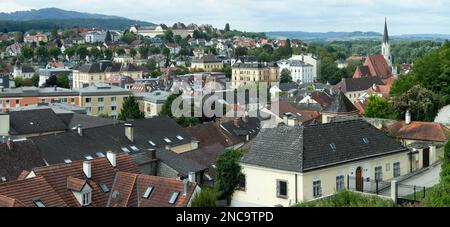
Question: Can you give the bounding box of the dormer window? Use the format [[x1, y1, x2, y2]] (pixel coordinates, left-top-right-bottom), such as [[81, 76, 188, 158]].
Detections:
[[143, 186, 154, 199], [96, 152, 105, 157], [85, 155, 94, 160]]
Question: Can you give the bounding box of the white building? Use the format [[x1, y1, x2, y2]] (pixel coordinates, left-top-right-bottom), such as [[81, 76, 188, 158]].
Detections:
[[85, 31, 106, 43], [129, 25, 166, 38], [277, 59, 315, 84], [291, 54, 320, 81]]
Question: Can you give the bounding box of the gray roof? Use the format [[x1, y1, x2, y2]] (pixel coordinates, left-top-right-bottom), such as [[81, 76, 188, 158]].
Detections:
[[76, 83, 131, 96], [232, 62, 278, 69], [333, 77, 384, 93], [241, 119, 408, 172], [76, 61, 143, 73], [9, 109, 68, 135], [0, 86, 79, 98], [322, 91, 358, 113]]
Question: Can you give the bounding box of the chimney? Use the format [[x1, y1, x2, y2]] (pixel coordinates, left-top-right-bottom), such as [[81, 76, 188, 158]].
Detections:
[[246, 134, 250, 142], [107, 151, 117, 167], [188, 172, 196, 183], [77, 124, 83, 136], [124, 123, 134, 142], [372, 83, 377, 91], [233, 118, 240, 128], [6, 137, 13, 150], [405, 110, 411, 125], [183, 178, 189, 196], [83, 161, 92, 179]]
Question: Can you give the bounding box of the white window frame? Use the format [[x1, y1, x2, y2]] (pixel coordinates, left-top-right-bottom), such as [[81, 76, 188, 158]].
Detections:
[[336, 175, 345, 191], [375, 166, 383, 181], [313, 180, 322, 198]]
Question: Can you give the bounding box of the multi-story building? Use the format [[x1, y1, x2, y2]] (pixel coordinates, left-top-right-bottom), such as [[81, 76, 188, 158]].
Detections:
[[290, 54, 320, 81], [0, 87, 80, 112], [232, 62, 279, 87], [190, 54, 223, 72], [277, 59, 314, 84], [84, 30, 106, 43], [76, 83, 131, 118], [72, 60, 143, 88], [129, 24, 167, 38]]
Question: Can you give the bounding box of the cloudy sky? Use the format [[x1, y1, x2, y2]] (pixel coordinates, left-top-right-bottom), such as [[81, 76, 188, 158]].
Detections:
[[0, 0, 449, 34]]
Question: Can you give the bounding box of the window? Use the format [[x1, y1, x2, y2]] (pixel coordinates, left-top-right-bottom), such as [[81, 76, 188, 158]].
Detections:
[[148, 140, 156, 146], [82, 192, 91, 206], [64, 159, 72, 163], [33, 200, 46, 207], [393, 162, 401, 177], [336, 175, 345, 191], [169, 192, 180, 204], [121, 147, 131, 153], [86, 107, 91, 113], [98, 183, 110, 193], [15, 99, 19, 105], [98, 97, 104, 103], [276, 180, 288, 198], [130, 146, 139, 152], [111, 97, 116, 102], [85, 98, 91, 103], [313, 180, 322, 198], [96, 152, 105, 157], [375, 166, 383, 181], [61, 98, 67, 103], [111, 106, 117, 111], [363, 138, 369, 144], [143, 186, 154, 199], [85, 155, 94, 160], [176, 135, 184, 141], [386, 163, 390, 171], [98, 106, 104, 112], [329, 143, 336, 151], [71, 97, 75, 103], [164, 138, 172, 143]]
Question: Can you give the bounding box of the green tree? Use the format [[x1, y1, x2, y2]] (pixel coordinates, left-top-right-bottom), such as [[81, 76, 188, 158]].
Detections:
[[390, 75, 418, 97], [76, 46, 89, 60], [14, 31, 24, 43], [222, 65, 232, 78], [121, 33, 137, 44], [116, 47, 126, 56], [163, 30, 174, 43], [118, 96, 145, 121], [89, 47, 102, 60], [35, 46, 48, 61], [31, 73, 40, 87], [45, 74, 70, 88], [14, 77, 33, 87], [130, 48, 137, 58], [105, 30, 112, 43], [280, 68, 292, 83], [190, 188, 218, 207], [215, 149, 244, 201], [234, 46, 248, 57], [363, 96, 394, 119], [224, 23, 230, 32], [139, 45, 149, 59], [64, 46, 76, 60], [48, 47, 61, 60], [20, 46, 34, 61], [103, 48, 113, 60], [391, 85, 441, 122]]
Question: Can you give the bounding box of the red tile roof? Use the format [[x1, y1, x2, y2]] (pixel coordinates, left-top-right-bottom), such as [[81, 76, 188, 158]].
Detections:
[[353, 55, 392, 79], [367, 84, 391, 98], [0, 176, 67, 207], [66, 176, 88, 192], [275, 100, 321, 124], [386, 121, 450, 142], [108, 172, 197, 207]]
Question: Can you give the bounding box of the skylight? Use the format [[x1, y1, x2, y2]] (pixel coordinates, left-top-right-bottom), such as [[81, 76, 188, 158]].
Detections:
[[143, 186, 154, 199], [148, 140, 156, 146], [85, 155, 94, 160], [98, 183, 110, 193], [363, 138, 369, 144], [33, 200, 45, 207], [121, 147, 131, 153], [64, 159, 72, 163], [96, 152, 105, 157], [329, 143, 337, 151], [130, 146, 140, 152], [164, 138, 172, 143], [176, 135, 184, 141], [169, 192, 180, 204]]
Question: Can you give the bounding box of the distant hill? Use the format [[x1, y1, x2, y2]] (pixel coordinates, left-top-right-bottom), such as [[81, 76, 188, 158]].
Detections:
[[266, 31, 450, 42], [0, 8, 154, 31]]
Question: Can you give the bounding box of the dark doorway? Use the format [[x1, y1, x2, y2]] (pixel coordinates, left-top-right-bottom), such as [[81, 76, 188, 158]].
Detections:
[[355, 167, 363, 192], [423, 148, 430, 168]]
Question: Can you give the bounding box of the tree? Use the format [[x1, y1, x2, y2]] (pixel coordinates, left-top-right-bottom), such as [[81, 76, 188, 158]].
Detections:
[[363, 96, 394, 119], [118, 96, 145, 121], [76, 46, 88, 60], [64, 46, 76, 60], [35, 46, 48, 61], [163, 30, 174, 43], [390, 75, 418, 97], [116, 47, 126, 56], [89, 47, 102, 60], [14, 31, 24, 43], [48, 47, 61, 60], [190, 188, 218, 207], [144, 59, 157, 71], [159, 92, 200, 127], [31, 73, 40, 87], [105, 30, 112, 43], [222, 65, 232, 78], [280, 68, 292, 83], [224, 23, 230, 32], [391, 85, 441, 122], [130, 48, 137, 58], [45, 74, 70, 88], [121, 33, 137, 45], [103, 48, 113, 60], [234, 46, 248, 57], [215, 149, 244, 200], [14, 77, 33, 87], [139, 45, 149, 59], [20, 46, 34, 61]]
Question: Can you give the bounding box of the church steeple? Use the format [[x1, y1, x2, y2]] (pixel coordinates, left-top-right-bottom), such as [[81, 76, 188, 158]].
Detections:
[[383, 17, 389, 43]]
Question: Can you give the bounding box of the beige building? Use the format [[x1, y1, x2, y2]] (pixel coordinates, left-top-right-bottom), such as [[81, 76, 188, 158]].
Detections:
[[73, 61, 143, 88], [134, 90, 172, 118], [77, 83, 131, 118], [232, 62, 279, 87], [321, 91, 360, 124], [232, 119, 411, 207], [333, 77, 385, 103], [190, 54, 223, 72]]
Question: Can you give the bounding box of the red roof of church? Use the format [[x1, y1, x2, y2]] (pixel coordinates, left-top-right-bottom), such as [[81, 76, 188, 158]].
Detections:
[[353, 55, 392, 79]]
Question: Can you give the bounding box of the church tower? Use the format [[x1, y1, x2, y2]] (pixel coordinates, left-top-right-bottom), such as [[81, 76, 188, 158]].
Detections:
[[382, 18, 396, 74]]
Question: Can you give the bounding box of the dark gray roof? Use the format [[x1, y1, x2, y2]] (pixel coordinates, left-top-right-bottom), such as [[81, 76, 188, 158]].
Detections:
[[9, 109, 68, 135], [192, 54, 221, 63], [59, 113, 118, 129], [221, 118, 261, 142], [156, 149, 206, 175], [0, 139, 46, 181], [20, 65, 35, 73], [242, 119, 408, 172], [322, 91, 358, 113], [334, 77, 384, 93], [383, 18, 389, 43], [77, 61, 143, 73], [232, 62, 278, 69]]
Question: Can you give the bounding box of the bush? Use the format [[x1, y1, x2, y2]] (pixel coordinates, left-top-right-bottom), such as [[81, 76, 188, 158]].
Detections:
[[215, 149, 244, 200], [421, 182, 450, 207], [295, 190, 395, 207], [190, 187, 218, 207]]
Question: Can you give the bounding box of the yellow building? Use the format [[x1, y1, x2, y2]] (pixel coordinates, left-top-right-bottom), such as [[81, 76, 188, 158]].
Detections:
[[232, 62, 279, 87], [190, 54, 223, 72], [232, 119, 412, 207], [77, 83, 131, 119], [73, 60, 143, 88]]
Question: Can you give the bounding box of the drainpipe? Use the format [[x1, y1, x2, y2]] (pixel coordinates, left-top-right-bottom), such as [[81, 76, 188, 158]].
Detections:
[[295, 174, 298, 204]]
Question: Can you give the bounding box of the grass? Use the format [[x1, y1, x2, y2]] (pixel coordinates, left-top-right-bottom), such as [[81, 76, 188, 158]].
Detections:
[[294, 190, 396, 207]]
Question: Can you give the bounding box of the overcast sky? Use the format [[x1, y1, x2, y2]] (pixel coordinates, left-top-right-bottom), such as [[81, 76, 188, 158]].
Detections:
[[0, 0, 449, 34]]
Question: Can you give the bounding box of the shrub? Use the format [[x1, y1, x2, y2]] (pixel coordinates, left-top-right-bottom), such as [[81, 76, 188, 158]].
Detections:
[[295, 190, 395, 207], [190, 187, 218, 207]]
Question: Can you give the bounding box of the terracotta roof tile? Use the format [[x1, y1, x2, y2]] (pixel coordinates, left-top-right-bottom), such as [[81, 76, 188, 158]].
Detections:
[[386, 121, 450, 142], [66, 176, 87, 192]]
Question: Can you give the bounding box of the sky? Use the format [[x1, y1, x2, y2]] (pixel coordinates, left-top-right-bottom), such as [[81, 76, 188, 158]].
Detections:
[[0, 0, 449, 35]]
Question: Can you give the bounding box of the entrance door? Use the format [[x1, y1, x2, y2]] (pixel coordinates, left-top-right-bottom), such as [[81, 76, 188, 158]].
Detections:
[[355, 167, 363, 192], [423, 148, 430, 168]]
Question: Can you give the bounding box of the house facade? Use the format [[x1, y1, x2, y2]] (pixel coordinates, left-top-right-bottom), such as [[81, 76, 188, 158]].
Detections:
[[232, 62, 279, 87], [190, 54, 223, 72], [277, 58, 315, 84]]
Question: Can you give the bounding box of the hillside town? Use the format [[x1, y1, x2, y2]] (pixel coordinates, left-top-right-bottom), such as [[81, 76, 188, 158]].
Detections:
[[0, 6, 449, 209]]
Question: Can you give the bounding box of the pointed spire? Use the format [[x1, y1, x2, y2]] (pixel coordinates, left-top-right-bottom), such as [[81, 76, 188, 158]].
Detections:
[[383, 17, 389, 43]]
